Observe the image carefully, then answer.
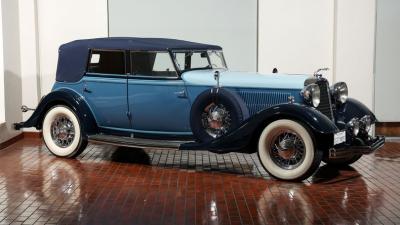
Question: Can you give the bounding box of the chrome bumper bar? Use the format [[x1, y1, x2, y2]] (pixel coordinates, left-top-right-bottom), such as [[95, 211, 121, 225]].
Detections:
[[329, 135, 385, 159]]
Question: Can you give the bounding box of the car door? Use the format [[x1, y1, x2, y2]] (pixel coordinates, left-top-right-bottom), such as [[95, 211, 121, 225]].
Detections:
[[83, 49, 130, 129], [128, 51, 191, 135]]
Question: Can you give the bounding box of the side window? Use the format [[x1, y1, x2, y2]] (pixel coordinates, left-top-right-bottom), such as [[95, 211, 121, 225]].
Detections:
[[173, 52, 210, 71], [87, 50, 125, 74], [131, 52, 177, 78], [190, 52, 209, 68]]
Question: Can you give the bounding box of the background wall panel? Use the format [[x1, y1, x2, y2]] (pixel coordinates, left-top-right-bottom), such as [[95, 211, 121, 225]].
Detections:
[[334, 0, 376, 109], [37, 0, 108, 95], [374, 0, 400, 121], [0, 1, 4, 123], [258, 0, 334, 82], [108, 0, 258, 72], [0, 0, 22, 142]]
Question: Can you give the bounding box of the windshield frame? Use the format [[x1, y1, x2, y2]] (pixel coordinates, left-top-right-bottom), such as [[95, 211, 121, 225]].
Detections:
[[170, 50, 227, 74]]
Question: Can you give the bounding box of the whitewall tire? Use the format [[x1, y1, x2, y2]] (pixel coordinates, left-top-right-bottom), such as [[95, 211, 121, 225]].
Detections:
[[42, 105, 87, 158], [258, 119, 322, 181]]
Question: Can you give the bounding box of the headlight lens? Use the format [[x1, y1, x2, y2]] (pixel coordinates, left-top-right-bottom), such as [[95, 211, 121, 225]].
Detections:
[[302, 84, 320, 107], [332, 82, 348, 104], [360, 115, 372, 133]]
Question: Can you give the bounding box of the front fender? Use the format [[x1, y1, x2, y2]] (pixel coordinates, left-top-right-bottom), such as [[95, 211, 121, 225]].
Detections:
[[335, 98, 376, 129], [14, 89, 97, 135], [181, 103, 339, 152]]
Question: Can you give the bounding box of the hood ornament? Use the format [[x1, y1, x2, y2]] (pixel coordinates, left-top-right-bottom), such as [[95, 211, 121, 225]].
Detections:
[[313, 68, 329, 78]]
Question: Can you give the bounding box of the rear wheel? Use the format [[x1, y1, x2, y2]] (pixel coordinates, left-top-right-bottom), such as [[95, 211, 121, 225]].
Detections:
[[42, 105, 87, 158], [258, 119, 322, 181]]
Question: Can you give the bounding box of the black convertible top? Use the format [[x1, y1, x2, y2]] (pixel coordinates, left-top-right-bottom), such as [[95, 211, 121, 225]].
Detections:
[[56, 37, 222, 82]]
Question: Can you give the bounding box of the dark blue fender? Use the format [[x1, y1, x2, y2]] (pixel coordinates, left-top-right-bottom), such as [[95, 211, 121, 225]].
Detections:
[[335, 98, 376, 129], [180, 103, 339, 153], [14, 89, 98, 136]]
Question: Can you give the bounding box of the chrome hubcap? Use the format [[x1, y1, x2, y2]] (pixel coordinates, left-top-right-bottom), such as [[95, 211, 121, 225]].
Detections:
[[201, 103, 231, 138], [50, 115, 75, 148], [269, 130, 306, 170]]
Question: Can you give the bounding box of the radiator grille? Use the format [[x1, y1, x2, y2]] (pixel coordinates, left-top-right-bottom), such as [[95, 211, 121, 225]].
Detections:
[[316, 81, 334, 120], [237, 90, 292, 116]]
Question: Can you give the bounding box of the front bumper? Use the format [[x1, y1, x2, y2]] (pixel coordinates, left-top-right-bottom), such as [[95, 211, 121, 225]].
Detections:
[[328, 135, 385, 159]]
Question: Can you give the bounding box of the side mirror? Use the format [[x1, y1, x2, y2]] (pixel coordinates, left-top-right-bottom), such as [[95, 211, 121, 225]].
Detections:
[[200, 52, 207, 58]]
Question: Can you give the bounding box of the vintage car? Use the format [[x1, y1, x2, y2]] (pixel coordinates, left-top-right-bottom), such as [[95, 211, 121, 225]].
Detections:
[[14, 37, 385, 181]]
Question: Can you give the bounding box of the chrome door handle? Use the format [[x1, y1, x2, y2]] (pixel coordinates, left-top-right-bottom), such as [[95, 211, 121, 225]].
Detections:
[[174, 90, 187, 98]]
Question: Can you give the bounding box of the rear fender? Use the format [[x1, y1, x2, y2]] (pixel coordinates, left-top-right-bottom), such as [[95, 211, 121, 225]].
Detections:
[[14, 89, 97, 135]]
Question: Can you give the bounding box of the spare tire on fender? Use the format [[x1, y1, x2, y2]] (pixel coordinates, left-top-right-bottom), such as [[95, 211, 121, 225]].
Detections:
[[190, 88, 249, 143]]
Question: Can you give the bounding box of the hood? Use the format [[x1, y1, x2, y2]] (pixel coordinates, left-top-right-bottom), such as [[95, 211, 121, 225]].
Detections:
[[181, 70, 310, 90]]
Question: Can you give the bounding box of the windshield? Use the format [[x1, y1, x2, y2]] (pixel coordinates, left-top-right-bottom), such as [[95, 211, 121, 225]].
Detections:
[[172, 50, 227, 72]]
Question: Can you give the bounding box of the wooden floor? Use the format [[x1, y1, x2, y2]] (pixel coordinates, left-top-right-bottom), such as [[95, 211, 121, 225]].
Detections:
[[0, 138, 400, 225]]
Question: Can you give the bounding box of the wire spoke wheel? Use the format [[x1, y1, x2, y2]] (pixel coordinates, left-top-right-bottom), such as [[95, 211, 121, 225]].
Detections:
[[42, 105, 87, 158], [50, 115, 76, 148], [201, 102, 232, 138], [269, 129, 306, 170], [258, 119, 322, 181]]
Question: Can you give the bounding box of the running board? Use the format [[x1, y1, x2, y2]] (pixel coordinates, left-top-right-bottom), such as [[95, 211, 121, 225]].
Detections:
[[88, 134, 189, 149]]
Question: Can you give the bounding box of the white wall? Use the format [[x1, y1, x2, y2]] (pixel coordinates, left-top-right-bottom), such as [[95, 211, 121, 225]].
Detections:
[[0, 2, 5, 123], [19, 0, 40, 122], [0, 0, 23, 142], [334, 0, 376, 109], [258, 0, 376, 109], [37, 0, 108, 95], [374, 0, 400, 121], [258, 0, 334, 82], [108, 0, 257, 72], [0, 0, 108, 142]]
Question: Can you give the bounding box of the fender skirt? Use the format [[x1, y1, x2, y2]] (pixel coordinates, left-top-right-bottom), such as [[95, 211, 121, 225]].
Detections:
[[14, 89, 97, 135], [180, 103, 339, 153]]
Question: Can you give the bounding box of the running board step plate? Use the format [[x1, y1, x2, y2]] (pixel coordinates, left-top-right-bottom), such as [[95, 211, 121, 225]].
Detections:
[[88, 134, 189, 149]]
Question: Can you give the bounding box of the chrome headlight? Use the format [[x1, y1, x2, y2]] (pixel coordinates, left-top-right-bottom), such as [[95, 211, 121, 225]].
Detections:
[[302, 84, 320, 107], [332, 82, 348, 104], [360, 115, 372, 133], [347, 118, 360, 136]]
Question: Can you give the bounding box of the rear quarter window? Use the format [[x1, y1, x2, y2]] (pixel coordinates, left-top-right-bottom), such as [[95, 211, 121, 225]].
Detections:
[[87, 50, 125, 74]]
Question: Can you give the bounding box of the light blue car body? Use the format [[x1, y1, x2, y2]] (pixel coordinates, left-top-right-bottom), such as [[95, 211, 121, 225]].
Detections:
[[52, 69, 309, 137]]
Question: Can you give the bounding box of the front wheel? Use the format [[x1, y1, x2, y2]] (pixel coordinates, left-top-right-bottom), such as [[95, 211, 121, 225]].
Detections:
[[257, 119, 322, 181], [42, 105, 87, 158]]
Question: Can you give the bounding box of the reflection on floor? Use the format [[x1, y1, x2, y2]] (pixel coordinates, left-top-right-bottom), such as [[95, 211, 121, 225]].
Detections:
[[0, 139, 400, 225]]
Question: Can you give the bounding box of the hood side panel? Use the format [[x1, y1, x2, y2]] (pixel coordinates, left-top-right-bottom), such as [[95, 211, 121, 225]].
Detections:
[[182, 70, 310, 90], [182, 70, 306, 116], [185, 84, 303, 116]]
